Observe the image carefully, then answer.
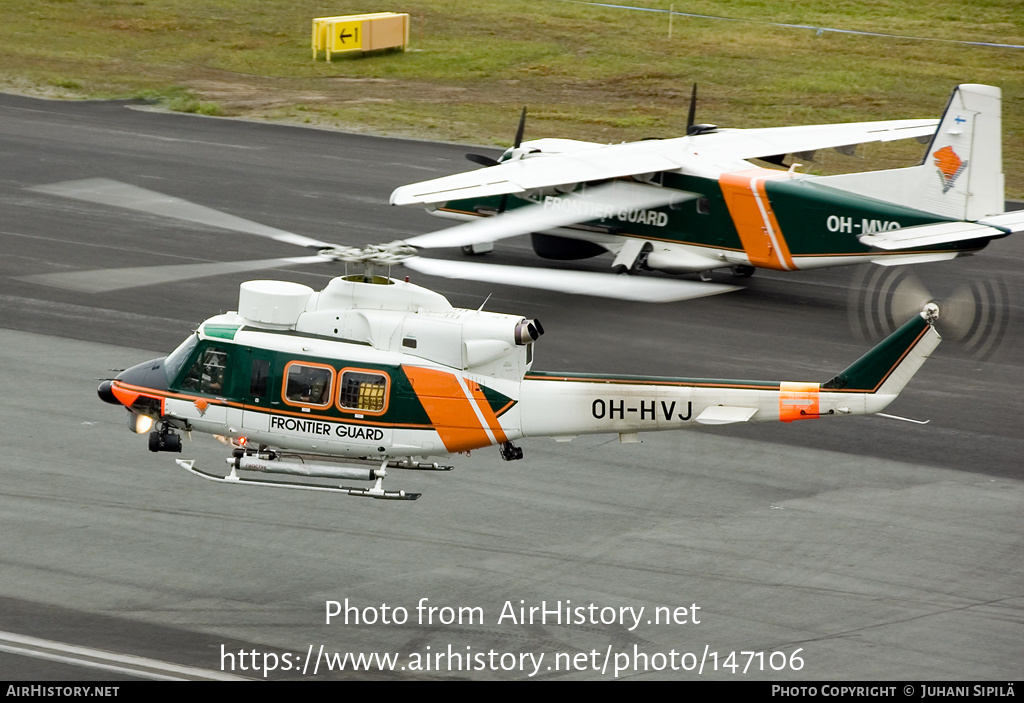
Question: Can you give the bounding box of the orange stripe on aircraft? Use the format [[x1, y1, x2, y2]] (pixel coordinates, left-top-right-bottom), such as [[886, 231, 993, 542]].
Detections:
[[469, 385, 508, 444], [779, 381, 820, 422], [404, 367, 492, 452], [719, 168, 795, 271]]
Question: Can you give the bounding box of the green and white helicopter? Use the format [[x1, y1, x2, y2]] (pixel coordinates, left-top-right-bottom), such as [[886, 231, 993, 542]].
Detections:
[[390, 84, 1023, 297], [98, 271, 942, 500]]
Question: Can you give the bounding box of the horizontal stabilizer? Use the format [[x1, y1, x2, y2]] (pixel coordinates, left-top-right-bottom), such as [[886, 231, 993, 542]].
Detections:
[[859, 220, 1012, 251], [694, 406, 758, 425]]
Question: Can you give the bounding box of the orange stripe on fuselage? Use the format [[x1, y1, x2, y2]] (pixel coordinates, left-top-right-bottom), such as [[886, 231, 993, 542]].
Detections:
[[469, 385, 508, 445], [719, 168, 795, 271], [404, 367, 493, 452]]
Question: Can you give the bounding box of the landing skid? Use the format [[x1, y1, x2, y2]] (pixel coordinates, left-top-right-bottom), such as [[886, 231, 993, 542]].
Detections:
[[174, 453, 438, 500]]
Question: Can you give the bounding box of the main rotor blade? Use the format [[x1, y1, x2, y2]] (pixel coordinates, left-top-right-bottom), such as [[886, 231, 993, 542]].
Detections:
[[403, 258, 739, 303], [30, 179, 334, 249], [18, 255, 333, 293], [405, 181, 694, 250]]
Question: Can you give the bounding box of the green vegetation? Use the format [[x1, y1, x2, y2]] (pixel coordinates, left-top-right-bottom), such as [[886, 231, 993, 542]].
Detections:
[[1, 0, 1021, 193]]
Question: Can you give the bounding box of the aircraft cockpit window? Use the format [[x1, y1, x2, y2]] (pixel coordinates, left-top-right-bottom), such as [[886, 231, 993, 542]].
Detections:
[[164, 334, 199, 385], [180, 346, 229, 395], [283, 362, 334, 408], [338, 370, 389, 414]]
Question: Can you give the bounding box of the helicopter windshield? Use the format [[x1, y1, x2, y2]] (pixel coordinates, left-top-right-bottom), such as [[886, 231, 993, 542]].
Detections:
[[163, 334, 199, 385]]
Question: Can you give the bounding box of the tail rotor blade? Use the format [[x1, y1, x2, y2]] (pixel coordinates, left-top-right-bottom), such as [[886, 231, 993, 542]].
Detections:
[[943, 279, 1011, 360], [848, 265, 1011, 361]]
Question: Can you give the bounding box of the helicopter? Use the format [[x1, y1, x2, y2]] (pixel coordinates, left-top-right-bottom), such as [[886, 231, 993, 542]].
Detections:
[[97, 271, 942, 500], [390, 84, 1024, 288]]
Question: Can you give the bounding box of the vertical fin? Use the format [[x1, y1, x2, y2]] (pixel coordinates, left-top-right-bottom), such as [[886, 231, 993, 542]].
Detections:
[[823, 312, 940, 394], [813, 85, 1004, 220], [920, 84, 1004, 220]]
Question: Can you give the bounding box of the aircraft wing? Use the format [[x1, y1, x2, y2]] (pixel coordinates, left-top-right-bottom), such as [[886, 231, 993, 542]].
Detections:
[[693, 119, 938, 163], [859, 210, 1024, 250], [390, 119, 938, 206], [390, 139, 686, 205]]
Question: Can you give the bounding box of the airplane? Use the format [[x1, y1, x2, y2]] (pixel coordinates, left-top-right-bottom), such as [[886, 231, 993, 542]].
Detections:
[[389, 84, 1024, 290], [97, 272, 942, 500]]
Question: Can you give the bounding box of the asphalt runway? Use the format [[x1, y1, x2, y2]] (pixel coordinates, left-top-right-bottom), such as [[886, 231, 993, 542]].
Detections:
[[0, 93, 1021, 681]]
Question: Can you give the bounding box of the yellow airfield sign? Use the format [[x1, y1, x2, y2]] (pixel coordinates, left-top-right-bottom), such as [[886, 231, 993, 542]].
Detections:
[[331, 20, 363, 51], [312, 13, 409, 60]]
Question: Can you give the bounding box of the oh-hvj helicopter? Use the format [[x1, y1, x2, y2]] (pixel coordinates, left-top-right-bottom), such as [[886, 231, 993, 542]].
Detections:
[[97, 266, 942, 500], [390, 84, 1024, 292]]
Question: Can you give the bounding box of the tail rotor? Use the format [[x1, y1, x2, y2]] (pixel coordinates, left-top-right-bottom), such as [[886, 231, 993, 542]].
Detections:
[[848, 265, 1011, 361]]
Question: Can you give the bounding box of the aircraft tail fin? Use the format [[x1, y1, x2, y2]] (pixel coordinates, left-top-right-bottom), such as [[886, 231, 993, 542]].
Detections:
[[815, 84, 1005, 220], [918, 84, 1004, 220], [823, 309, 941, 396]]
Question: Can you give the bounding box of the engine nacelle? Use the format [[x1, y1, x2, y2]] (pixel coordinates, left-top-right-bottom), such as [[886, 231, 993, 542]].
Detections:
[[530, 232, 606, 261]]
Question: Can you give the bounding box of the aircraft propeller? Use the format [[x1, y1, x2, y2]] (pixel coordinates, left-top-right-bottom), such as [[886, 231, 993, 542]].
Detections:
[[465, 106, 530, 169], [848, 265, 1011, 361], [23, 178, 739, 303]]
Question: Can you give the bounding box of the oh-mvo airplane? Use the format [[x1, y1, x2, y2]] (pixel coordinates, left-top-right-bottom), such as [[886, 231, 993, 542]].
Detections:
[[390, 84, 1023, 293]]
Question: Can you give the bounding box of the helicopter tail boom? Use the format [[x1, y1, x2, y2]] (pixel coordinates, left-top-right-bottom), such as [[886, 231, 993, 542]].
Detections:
[[516, 310, 940, 438]]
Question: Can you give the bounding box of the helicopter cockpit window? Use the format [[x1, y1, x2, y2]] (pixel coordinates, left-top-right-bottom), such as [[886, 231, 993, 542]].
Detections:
[[180, 346, 229, 395], [164, 334, 199, 385], [283, 362, 334, 408], [338, 370, 388, 414]]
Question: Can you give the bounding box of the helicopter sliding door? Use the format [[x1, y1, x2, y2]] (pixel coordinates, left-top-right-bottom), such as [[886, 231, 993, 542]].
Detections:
[[241, 349, 277, 434]]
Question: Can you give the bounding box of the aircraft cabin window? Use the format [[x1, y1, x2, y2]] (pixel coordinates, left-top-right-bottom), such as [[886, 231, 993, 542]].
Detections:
[[180, 346, 229, 395], [283, 362, 334, 408], [250, 359, 270, 398], [339, 370, 388, 414]]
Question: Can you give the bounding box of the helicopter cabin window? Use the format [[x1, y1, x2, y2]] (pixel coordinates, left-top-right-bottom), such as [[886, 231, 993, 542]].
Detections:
[[283, 362, 334, 408], [338, 370, 389, 415], [250, 359, 270, 398], [180, 346, 229, 395]]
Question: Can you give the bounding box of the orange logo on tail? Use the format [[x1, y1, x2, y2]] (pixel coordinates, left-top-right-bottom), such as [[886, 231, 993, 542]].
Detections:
[[933, 146, 968, 194]]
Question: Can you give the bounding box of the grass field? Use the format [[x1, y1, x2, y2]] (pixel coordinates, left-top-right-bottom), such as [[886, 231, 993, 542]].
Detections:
[[1, 0, 1022, 193]]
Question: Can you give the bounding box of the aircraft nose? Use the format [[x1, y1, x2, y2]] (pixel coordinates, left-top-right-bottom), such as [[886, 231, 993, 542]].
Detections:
[[97, 380, 119, 405]]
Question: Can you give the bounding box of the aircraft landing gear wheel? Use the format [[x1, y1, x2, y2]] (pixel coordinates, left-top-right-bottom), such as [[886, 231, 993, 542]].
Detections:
[[731, 265, 755, 278], [499, 441, 524, 461]]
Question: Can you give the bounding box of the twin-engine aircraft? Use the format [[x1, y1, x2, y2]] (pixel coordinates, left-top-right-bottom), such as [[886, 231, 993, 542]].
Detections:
[[98, 273, 941, 500], [390, 84, 1023, 294]]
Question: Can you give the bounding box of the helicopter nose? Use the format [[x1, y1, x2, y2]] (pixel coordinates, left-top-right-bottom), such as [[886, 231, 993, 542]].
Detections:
[[97, 380, 119, 405]]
